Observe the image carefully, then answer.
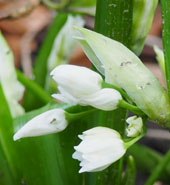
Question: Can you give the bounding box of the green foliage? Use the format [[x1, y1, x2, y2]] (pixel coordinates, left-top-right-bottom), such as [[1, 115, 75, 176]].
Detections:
[[121, 156, 136, 185], [160, 0, 170, 98], [23, 13, 68, 111], [132, 0, 158, 55], [0, 83, 22, 185]]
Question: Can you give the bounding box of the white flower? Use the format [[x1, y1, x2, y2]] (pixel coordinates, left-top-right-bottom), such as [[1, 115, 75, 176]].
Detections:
[[13, 109, 68, 141], [80, 88, 122, 111], [72, 127, 126, 173], [51, 64, 122, 110], [126, 116, 143, 137], [51, 64, 103, 105]]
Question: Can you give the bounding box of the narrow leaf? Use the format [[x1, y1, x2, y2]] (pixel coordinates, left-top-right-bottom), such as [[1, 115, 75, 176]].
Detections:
[[121, 155, 136, 185], [145, 150, 170, 185]]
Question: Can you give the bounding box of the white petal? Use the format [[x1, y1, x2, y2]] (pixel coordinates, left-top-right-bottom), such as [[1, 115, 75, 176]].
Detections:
[[81, 88, 122, 110], [50, 64, 103, 98], [72, 151, 83, 161], [83, 127, 121, 139], [73, 127, 126, 173], [13, 109, 68, 140], [126, 116, 143, 137]]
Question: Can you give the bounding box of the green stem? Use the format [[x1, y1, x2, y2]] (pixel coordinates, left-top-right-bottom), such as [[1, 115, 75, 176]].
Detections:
[[124, 132, 145, 150], [160, 0, 170, 98], [126, 144, 170, 183], [94, 1, 133, 185], [16, 70, 52, 104], [65, 109, 98, 122], [95, 0, 133, 48], [119, 100, 145, 117], [34, 13, 68, 87], [145, 150, 170, 185], [102, 81, 133, 102]]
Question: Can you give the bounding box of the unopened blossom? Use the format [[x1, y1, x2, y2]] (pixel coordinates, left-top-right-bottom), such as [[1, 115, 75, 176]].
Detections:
[[51, 64, 122, 111], [13, 109, 68, 141], [51, 64, 103, 105], [81, 88, 122, 111], [126, 116, 143, 137], [72, 127, 126, 173]]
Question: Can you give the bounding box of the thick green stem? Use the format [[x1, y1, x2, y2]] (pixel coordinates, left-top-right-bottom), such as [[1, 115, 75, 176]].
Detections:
[[160, 0, 170, 98], [91, 1, 133, 185], [95, 0, 133, 48]]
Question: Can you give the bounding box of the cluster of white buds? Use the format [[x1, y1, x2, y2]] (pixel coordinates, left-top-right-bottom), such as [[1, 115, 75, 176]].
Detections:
[[13, 64, 123, 141], [51, 64, 122, 111]]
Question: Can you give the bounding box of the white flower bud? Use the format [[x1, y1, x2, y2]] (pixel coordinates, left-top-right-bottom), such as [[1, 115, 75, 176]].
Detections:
[[13, 109, 68, 141], [51, 64, 103, 104], [126, 116, 143, 137], [80, 88, 122, 111], [72, 127, 126, 173], [51, 65, 122, 111]]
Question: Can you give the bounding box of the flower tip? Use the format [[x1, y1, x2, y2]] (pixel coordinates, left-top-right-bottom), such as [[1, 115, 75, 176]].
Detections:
[[13, 133, 21, 141], [79, 168, 85, 173]]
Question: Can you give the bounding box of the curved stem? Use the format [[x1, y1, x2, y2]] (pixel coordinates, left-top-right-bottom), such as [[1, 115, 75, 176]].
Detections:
[[102, 81, 133, 102], [65, 109, 97, 122], [16, 70, 52, 104], [119, 100, 145, 117]]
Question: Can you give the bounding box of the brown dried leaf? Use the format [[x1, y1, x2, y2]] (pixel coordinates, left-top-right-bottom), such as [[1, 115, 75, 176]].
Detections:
[[0, 0, 40, 19]]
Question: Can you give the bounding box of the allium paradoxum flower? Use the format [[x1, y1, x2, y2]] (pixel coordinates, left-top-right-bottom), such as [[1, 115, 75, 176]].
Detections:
[[51, 64, 122, 111], [13, 108, 68, 140]]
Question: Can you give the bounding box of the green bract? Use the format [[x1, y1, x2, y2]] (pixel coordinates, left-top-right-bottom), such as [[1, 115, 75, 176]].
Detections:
[[132, 0, 158, 55], [74, 27, 170, 127]]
